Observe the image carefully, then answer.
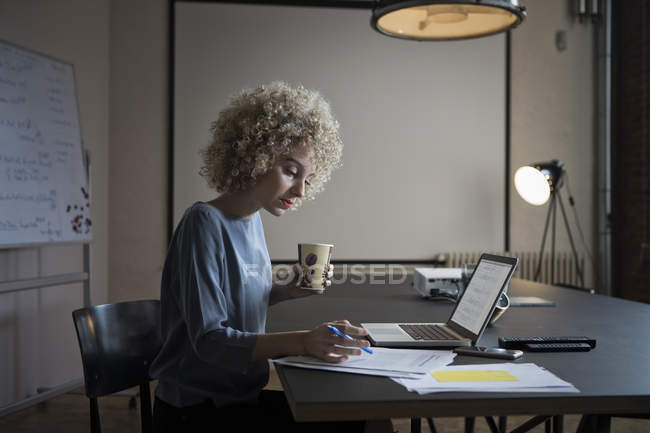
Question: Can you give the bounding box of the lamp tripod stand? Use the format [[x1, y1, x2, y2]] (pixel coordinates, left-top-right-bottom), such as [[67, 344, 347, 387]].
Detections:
[[534, 187, 584, 287]]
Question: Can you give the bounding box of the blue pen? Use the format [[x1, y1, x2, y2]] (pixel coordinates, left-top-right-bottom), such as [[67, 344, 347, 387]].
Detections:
[[327, 325, 373, 354]]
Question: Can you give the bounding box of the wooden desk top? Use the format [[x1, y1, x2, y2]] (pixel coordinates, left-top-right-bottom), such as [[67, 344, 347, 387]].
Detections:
[[267, 278, 650, 421]]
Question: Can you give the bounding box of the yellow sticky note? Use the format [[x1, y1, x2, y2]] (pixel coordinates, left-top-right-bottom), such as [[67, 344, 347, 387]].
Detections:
[[432, 370, 519, 382]]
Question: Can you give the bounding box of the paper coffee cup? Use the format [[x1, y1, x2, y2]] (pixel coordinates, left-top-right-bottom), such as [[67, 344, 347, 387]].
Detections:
[[488, 293, 510, 326], [298, 243, 333, 290]]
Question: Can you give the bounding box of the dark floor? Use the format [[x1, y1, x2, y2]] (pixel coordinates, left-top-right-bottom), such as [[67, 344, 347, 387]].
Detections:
[[2, 392, 649, 433], [1, 367, 648, 433], [0, 391, 140, 433]]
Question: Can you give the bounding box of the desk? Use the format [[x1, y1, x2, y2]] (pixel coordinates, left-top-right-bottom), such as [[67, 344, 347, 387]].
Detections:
[[267, 277, 650, 431]]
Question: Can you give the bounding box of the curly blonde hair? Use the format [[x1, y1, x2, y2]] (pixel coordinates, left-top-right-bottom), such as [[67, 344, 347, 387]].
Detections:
[[199, 81, 343, 207]]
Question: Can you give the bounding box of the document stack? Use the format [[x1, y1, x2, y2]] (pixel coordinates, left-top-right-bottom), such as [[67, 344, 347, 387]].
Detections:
[[392, 363, 579, 394], [274, 348, 456, 378]]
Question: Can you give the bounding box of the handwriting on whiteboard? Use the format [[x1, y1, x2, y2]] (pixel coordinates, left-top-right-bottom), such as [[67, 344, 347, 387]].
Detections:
[[0, 41, 91, 246]]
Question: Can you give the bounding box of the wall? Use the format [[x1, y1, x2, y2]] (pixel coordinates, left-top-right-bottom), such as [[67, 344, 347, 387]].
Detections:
[[0, 0, 109, 408], [109, 0, 168, 302], [109, 0, 599, 296], [612, 0, 650, 303], [510, 0, 598, 289]]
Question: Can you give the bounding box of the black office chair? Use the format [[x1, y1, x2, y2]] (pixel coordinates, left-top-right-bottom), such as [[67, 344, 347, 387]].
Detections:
[[72, 300, 162, 433]]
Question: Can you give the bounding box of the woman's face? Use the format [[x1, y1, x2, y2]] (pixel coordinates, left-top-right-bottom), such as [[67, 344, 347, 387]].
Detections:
[[252, 146, 316, 217]]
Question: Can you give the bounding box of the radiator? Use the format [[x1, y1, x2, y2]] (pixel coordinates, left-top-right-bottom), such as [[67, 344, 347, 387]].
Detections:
[[442, 251, 585, 287], [273, 251, 585, 287]]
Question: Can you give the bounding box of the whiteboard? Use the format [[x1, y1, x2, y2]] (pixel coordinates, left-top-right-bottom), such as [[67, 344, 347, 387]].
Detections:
[[0, 40, 91, 248], [174, 3, 505, 261]]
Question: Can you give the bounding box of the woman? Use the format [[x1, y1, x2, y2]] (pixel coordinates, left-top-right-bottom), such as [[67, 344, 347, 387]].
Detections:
[[150, 81, 370, 432]]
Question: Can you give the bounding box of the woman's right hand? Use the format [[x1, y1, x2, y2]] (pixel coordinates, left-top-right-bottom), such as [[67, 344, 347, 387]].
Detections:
[[302, 320, 371, 363]]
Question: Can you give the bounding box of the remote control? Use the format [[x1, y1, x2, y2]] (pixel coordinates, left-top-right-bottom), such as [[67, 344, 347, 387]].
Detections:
[[498, 336, 596, 350], [523, 342, 593, 352]]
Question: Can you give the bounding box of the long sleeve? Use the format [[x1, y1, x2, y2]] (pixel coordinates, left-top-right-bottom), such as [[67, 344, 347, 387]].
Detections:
[[150, 202, 272, 408], [175, 207, 259, 372]]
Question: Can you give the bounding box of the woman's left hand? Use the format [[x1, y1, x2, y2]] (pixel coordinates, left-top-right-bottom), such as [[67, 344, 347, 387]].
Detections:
[[290, 263, 333, 298], [271, 264, 333, 304]]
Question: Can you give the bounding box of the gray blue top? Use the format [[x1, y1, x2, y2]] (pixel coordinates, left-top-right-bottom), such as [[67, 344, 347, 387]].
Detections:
[[150, 202, 273, 408]]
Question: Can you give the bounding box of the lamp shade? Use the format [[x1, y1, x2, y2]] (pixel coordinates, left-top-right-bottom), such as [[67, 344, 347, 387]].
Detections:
[[514, 160, 564, 206], [371, 0, 526, 41]]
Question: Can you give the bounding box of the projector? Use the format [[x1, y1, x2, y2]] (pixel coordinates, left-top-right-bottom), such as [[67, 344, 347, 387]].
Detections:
[[413, 267, 463, 301]]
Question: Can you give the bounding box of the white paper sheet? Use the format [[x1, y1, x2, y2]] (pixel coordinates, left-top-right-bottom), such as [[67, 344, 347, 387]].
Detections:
[[272, 360, 425, 378], [401, 385, 580, 395], [273, 348, 456, 378], [392, 363, 579, 394]]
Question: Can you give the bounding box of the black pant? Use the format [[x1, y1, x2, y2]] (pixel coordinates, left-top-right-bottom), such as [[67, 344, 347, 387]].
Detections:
[[153, 390, 366, 433]]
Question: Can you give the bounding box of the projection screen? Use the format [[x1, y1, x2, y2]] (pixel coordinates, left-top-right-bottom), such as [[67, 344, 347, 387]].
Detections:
[[174, 2, 506, 261]]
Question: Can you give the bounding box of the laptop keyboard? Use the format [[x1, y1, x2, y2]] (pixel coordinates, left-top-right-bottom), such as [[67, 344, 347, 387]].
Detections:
[[399, 324, 458, 341]]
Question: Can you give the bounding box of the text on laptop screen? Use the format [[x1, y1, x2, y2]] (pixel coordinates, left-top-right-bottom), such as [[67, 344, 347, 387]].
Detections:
[[450, 259, 513, 335]]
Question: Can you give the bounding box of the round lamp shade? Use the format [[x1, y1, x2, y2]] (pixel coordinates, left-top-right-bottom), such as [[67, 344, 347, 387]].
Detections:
[[371, 0, 526, 41], [514, 160, 565, 206]]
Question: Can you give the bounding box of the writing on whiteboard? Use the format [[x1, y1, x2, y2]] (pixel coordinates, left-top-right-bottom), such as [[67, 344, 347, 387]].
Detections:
[[0, 40, 91, 246]]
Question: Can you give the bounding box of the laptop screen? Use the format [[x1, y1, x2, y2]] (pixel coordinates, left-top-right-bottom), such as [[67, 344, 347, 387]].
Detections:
[[449, 258, 514, 335]]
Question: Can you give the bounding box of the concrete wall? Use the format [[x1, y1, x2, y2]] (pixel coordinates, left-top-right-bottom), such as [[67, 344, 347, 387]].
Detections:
[[510, 0, 597, 288], [109, 0, 168, 302]]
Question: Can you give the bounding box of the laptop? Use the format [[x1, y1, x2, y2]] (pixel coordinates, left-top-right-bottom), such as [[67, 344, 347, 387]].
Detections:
[[362, 254, 519, 347]]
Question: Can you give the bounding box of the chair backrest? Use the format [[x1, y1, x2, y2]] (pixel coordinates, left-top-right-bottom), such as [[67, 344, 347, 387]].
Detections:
[[72, 300, 162, 398]]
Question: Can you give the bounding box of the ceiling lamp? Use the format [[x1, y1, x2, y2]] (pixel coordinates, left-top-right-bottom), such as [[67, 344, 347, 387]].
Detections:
[[371, 0, 526, 41]]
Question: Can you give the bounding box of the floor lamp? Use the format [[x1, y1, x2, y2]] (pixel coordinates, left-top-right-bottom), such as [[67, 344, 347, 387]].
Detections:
[[514, 160, 584, 286]]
